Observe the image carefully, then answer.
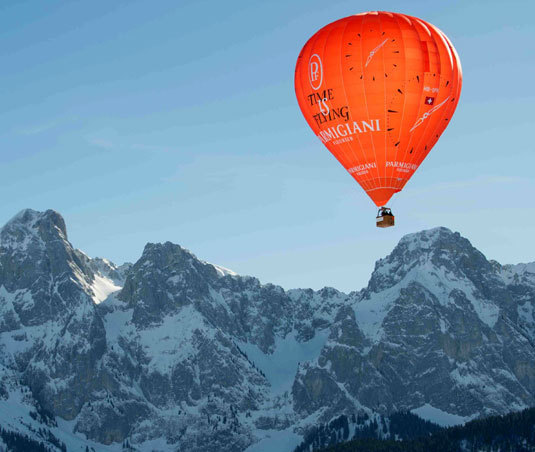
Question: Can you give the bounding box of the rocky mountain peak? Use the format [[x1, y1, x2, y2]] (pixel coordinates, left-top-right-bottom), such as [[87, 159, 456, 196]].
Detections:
[[118, 241, 225, 326], [139, 241, 200, 270], [1, 208, 67, 250], [389, 226, 476, 263], [0, 209, 123, 326], [397, 225, 456, 248], [133, 241, 232, 282], [366, 227, 495, 296], [0, 209, 94, 296], [0, 209, 533, 452]]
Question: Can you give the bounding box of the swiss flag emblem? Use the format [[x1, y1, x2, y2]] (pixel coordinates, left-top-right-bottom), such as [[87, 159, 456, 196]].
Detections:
[[425, 96, 435, 105]]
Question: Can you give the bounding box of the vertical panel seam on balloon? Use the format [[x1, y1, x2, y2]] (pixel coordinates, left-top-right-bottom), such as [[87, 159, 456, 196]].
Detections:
[[359, 14, 381, 193], [358, 13, 380, 193], [391, 14, 409, 192], [403, 17, 429, 177], [410, 26, 458, 173], [385, 15, 406, 192], [320, 21, 351, 180], [406, 21, 449, 175], [408, 18, 452, 171], [444, 32, 463, 103], [418, 26, 459, 171], [442, 30, 463, 110], [337, 19, 364, 190], [447, 32, 464, 82], [396, 17, 433, 185], [338, 18, 371, 193], [439, 33, 463, 162], [379, 14, 389, 195], [405, 19, 436, 176], [389, 15, 419, 191], [393, 16, 425, 185], [432, 26, 454, 71]]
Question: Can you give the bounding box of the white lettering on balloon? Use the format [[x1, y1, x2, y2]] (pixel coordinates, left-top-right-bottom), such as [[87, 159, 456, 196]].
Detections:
[[308, 54, 323, 90], [317, 119, 381, 144]]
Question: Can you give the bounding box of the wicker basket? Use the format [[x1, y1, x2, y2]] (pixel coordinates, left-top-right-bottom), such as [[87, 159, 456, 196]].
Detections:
[[376, 214, 395, 228]]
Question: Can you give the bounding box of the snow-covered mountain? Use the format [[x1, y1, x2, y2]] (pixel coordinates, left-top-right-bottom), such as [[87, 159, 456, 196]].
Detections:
[[0, 209, 533, 452], [293, 228, 535, 424]]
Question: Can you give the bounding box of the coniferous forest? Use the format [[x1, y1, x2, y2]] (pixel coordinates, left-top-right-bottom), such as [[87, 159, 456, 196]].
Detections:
[[294, 407, 535, 452], [0, 426, 63, 452]]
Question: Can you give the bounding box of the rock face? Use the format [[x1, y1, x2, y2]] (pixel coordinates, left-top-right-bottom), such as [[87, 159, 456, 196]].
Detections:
[[0, 212, 533, 452], [0, 209, 107, 420], [293, 228, 535, 425]]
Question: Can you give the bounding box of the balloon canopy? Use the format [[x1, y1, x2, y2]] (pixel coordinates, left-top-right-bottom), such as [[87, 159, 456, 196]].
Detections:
[[295, 11, 462, 207]]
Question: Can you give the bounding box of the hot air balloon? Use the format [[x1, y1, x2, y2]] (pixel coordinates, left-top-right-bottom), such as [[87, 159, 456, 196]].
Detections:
[[294, 11, 462, 227]]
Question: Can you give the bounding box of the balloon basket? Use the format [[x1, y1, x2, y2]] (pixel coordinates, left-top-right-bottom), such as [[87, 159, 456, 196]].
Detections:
[[376, 207, 395, 228]]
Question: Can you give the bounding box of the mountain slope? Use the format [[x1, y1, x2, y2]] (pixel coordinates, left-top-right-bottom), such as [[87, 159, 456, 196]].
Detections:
[[293, 227, 535, 426], [0, 210, 533, 451]]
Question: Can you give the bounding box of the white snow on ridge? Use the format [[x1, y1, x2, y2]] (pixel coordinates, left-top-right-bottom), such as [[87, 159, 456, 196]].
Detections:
[[103, 303, 133, 345], [90, 274, 122, 304], [411, 404, 473, 427], [354, 285, 397, 343], [0, 209, 43, 251], [501, 262, 535, 286], [469, 296, 500, 328], [244, 427, 302, 452], [237, 330, 329, 394], [211, 263, 238, 277], [356, 253, 500, 341], [398, 227, 451, 252], [505, 262, 535, 275], [133, 305, 214, 374]]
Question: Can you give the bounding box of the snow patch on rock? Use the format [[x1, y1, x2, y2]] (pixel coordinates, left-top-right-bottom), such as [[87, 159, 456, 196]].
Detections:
[[238, 329, 329, 394], [90, 274, 122, 304], [411, 404, 472, 427]]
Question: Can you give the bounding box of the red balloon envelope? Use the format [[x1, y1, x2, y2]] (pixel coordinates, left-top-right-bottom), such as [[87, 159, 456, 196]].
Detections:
[[295, 11, 462, 207]]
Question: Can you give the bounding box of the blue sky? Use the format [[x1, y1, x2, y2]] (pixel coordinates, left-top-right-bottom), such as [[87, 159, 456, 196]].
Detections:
[[1, 0, 534, 292]]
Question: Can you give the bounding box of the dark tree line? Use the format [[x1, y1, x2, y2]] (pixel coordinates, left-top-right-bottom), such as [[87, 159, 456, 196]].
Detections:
[[295, 411, 442, 452], [387, 411, 442, 440], [311, 407, 535, 452], [0, 427, 50, 452], [0, 425, 66, 452]]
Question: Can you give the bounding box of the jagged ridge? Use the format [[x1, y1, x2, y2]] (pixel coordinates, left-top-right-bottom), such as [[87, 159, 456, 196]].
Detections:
[[0, 210, 533, 452]]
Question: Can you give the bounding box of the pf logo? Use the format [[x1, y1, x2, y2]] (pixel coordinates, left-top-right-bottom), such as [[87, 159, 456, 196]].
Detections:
[[308, 54, 323, 90]]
